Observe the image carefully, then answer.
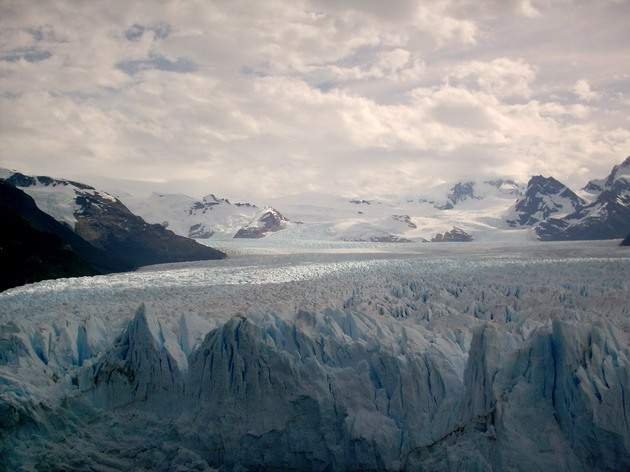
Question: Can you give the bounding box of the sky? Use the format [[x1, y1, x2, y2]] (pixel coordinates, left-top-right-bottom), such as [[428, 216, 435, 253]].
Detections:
[[1, 0, 629, 200]]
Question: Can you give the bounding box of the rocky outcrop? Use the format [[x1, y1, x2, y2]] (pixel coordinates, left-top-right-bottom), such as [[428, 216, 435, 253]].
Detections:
[[437, 182, 478, 210], [392, 214, 417, 229], [234, 208, 288, 238], [431, 227, 473, 242], [583, 178, 605, 195], [188, 223, 213, 239], [369, 234, 412, 242], [190, 193, 233, 213], [485, 178, 523, 196]]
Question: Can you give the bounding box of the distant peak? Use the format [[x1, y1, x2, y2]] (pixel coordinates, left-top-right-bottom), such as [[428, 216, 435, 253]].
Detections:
[[259, 206, 288, 221], [202, 193, 230, 205], [604, 156, 630, 187], [525, 175, 569, 193]]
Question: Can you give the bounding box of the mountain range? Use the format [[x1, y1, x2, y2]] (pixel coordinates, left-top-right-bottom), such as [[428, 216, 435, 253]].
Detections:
[[123, 156, 630, 244], [0, 171, 225, 290], [533, 157, 630, 240], [1, 155, 629, 290]]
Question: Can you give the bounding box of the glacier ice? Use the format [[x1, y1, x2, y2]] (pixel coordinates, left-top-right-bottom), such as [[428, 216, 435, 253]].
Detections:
[[1, 243, 629, 470]]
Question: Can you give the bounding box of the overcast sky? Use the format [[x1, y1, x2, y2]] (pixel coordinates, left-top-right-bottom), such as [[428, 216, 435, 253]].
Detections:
[[1, 0, 629, 200]]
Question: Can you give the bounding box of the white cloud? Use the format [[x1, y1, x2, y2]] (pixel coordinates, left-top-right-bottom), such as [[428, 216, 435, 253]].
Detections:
[[0, 0, 629, 199], [302, 48, 425, 84], [517, 0, 541, 18], [449, 58, 536, 98], [573, 79, 599, 102], [449, 57, 536, 97]]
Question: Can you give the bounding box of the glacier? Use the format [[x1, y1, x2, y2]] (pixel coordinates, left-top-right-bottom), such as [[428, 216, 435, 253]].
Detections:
[[1, 240, 629, 470]]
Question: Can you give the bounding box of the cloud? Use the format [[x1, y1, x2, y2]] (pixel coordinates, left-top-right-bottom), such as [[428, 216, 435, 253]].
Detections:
[[573, 79, 599, 102], [0, 0, 629, 199], [297, 48, 426, 86], [124, 23, 171, 42], [517, 0, 541, 18], [0, 48, 51, 62], [449, 58, 536, 98], [117, 54, 197, 75]]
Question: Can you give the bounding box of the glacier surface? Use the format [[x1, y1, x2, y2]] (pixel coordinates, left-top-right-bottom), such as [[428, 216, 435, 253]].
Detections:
[[1, 240, 629, 470]]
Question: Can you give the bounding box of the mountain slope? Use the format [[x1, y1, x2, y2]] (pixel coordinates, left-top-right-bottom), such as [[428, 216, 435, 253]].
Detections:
[[124, 192, 288, 240], [269, 181, 528, 243], [536, 191, 630, 241], [5, 172, 225, 266], [0, 211, 97, 292], [602, 156, 630, 203], [71, 190, 226, 266], [533, 157, 630, 241], [419, 179, 523, 210], [0, 180, 130, 274], [234, 208, 289, 238], [507, 175, 585, 227], [0, 182, 106, 291]]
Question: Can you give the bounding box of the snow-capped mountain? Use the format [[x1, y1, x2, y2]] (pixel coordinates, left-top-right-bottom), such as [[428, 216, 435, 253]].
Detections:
[[580, 158, 630, 201], [5, 157, 629, 246], [582, 178, 605, 196], [5, 171, 118, 228], [602, 155, 630, 202], [435, 179, 522, 210], [436, 181, 478, 209], [124, 192, 291, 240], [234, 208, 289, 238], [2, 170, 224, 267], [268, 181, 527, 243], [507, 175, 585, 227], [533, 157, 630, 241]]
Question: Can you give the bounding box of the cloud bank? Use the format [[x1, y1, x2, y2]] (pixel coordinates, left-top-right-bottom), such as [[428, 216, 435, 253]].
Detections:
[[1, 0, 629, 199]]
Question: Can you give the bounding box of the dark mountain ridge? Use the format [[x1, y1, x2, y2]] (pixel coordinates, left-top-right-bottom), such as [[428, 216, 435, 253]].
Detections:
[[0, 182, 118, 291], [5, 172, 225, 268]]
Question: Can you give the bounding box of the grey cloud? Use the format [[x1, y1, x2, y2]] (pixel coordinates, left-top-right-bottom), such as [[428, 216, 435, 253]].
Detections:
[[124, 24, 145, 41], [117, 54, 197, 75], [26, 25, 61, 42], [1, 48, 51, 62], [239, 66, 269, 78], [28, 27, 45, 41], [124, 23, 171, 41]]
